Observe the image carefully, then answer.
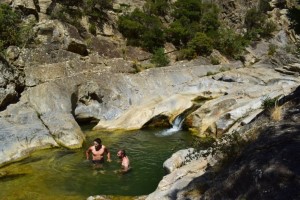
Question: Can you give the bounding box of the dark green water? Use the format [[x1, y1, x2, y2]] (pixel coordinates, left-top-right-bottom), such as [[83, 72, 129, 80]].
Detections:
[[0, 127, 194, 199]]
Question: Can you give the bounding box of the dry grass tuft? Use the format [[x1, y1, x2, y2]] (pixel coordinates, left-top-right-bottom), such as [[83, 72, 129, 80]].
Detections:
[[271, 104, 283, 121]]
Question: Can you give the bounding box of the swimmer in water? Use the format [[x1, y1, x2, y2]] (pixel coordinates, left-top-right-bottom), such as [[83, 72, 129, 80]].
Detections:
[[116, 149, 130, 174], [86, 138, 111, 168]]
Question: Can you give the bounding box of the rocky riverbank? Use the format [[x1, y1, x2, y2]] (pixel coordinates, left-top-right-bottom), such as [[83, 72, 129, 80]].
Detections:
[[0, 0, 299, 199]]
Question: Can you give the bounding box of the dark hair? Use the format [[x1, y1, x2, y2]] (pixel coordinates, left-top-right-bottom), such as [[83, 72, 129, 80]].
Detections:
[[120, 149, 126, 157], [94, 138, 102, 151]]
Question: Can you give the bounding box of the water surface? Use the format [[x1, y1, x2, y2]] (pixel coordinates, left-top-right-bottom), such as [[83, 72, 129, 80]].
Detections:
[[0, 127, 194, 199]]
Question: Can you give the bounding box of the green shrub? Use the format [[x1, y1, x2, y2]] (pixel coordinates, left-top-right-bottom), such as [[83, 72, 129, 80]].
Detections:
[[244, 7, 276, 40], [187, 32, 213, 56], [167, 1, 220, 48], [118, 8, 165, 52], [51, 5, 83, 29], [172, 0, 203, 22], [268, 44, 277, 56], [262, 96, 278, 110], [260, 20, 277, 38], [206, 71, 216, 76], [19, 18, 36, 48], [215, 28, 248, 59], [89, 23, 97, 35], [144, 0, 170, 16], [244, 8, 265, 31], [118, 10, 145, 41], [210, 57, 220, 65], [199, 3, 220, 33], [151, 48, 170, 67], [258, 0, 272, 13], [178, 47, 196, 60], [0, 4, 22, 52], [166, 17, 194, 46]]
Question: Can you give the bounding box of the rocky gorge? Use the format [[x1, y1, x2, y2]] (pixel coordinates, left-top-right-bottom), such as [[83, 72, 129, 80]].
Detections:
[[0, 0, 299, 199]]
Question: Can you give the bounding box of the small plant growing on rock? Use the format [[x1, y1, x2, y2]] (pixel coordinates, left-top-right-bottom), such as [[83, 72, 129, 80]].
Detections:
[[89, 23, 97, 35], [206, 71, 216, 76], [268, 44, 277, 56], [210, 57, 220, 65], [262, 96, 279, 111], [151, 48, 170, 67]]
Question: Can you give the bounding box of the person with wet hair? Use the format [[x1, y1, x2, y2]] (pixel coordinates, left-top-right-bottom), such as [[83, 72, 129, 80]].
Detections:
[[86, 138, 111, 167], [116, 149, 130, 173]]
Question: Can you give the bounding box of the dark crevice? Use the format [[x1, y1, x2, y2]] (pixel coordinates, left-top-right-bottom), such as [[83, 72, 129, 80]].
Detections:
[[142, 114, 170, 129], [142, 103, 202, 129], [288, 6, 300, 34]]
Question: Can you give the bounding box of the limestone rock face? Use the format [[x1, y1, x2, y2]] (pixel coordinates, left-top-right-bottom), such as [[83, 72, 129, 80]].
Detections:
[[33, 20, 88, 56], [40, 112, 84, 148], [12, 0, 36, 11], [215, 0, 259, 31], [147, 158, 209, 200], [25, 82, 85, 148], [147, 86, 300, 200], [92, 63, 238, 131], [0, 102, 58, 167], [163, 148, 196, 173], [188, 64, 299, 137]]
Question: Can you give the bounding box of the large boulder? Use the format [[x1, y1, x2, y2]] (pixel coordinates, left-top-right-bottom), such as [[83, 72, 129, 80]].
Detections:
[[92, 63, 238, 130], [163, 148, 196, 173], [25, 82, 85, 148], [0, 101, 58, 167], [187, 64, 299, 137]]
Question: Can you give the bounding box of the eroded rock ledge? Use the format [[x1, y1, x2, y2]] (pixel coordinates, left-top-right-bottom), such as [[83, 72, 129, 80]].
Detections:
[[147, 86, 300, 200]]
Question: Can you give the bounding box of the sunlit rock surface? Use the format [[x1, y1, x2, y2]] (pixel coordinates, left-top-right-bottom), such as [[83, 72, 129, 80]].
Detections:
[[147, 86, 300, 200]]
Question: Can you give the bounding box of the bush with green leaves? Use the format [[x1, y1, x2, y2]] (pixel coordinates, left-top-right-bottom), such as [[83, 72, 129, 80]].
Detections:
[[178, 47, 196, 60], [268, 44, 277, 56], [214, 28, 249, 59], [262, 96, 278, 111], [244, 8, 277, 40], [83, 0, 112, 20], [210, 57, 220, 65], [0, 4, 35, 53], [118, 8, 165, 52], [51, 5, 83, 29], [166, 16, 195, 46], [144, 0, 170, 16], [0, 4, 22, 52], [172, 0, 203, 22], [199, 3, 220, 33], [51, 0, 113, 34], [258, 0, 272, 13], [151, 48, 170, 67], [167, 1, 220, 48], [189, 32, 213, 56]]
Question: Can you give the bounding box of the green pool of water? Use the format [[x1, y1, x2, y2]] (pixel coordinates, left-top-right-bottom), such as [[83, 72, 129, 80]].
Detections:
[[0, 127, 194, 199]]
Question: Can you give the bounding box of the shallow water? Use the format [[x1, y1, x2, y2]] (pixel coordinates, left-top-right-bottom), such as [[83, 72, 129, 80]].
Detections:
[[0, 126, 194, 199]]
